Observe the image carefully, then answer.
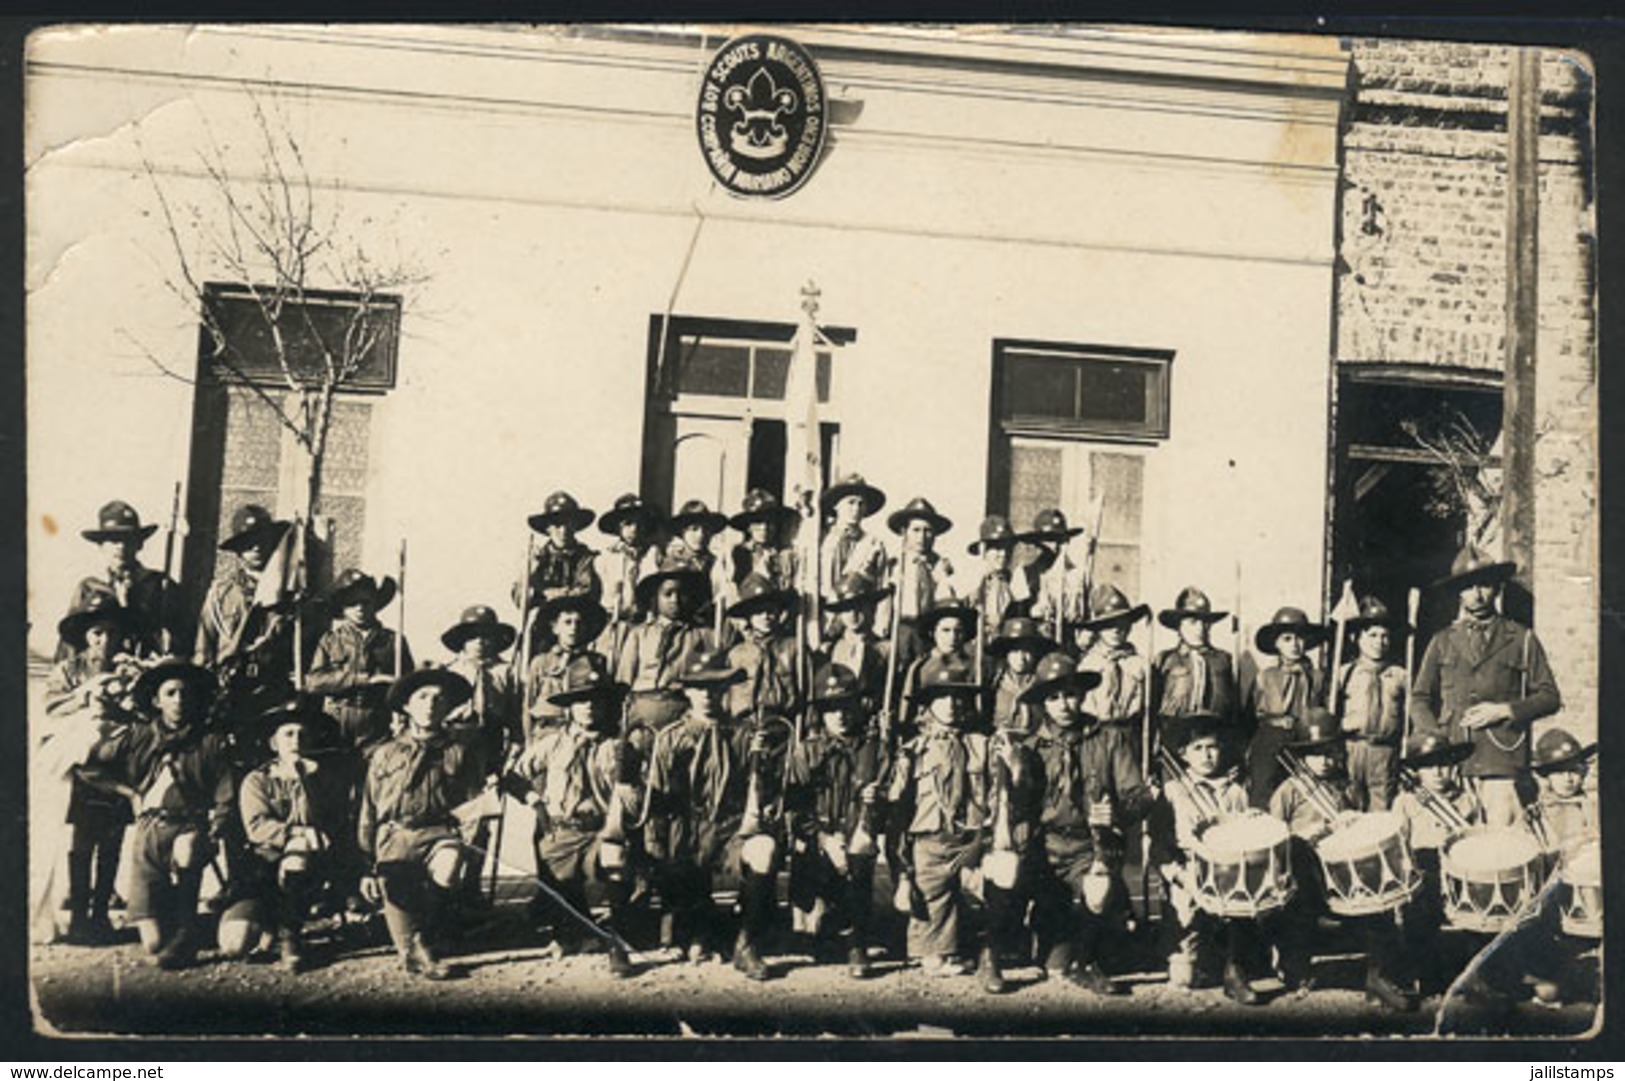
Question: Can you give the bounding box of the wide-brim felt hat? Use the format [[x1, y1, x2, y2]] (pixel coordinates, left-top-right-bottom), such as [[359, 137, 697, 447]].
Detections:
[[810, 664, 864, 706], [441, 605, 518, 654], [328, 570, 398, 611], [1254, 607, 1330, 655], [599, 493, 662, 536], [725, 574, 798, 619], [669, 500, 728, 535], [729, 489, 799, 532], [131, 658, 217, 712], [1433, 544, 1517, 593], [1532, 729, 1598, 773], [987, 616, 1053, 657], [1076, 584, 1150, 631], [913, 655, 983, 701], [81, 500, 159, 544], [1157, 586, 1228, 630], [968, 515, 1019, 555], [538, 592, 610, 644], [917, 602, 978, 638], [1164, 709, 1234, 751], [1017, 508, 1085, 545], [245, 696, 343, 755], [634, 565, 710, 611], [546, 655, 626, 708], [1018, 651, 1103, 704], [1287, 707, 1345, 753], [824, 574, 893, 613], [886, 497, 952, 537], [386, 667, 474, 714], [1346, 596, 1411, 636], [57, 598, 141, 651], [527, 491, 596, 534], [219, 504, 291, 554], [821, 474, 886, 518], [677, 650, 746, 688], [1402, 732, 1475, 770]]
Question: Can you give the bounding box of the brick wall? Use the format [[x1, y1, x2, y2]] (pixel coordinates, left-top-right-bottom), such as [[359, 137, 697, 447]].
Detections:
[[1337, 39, 1599, 736]]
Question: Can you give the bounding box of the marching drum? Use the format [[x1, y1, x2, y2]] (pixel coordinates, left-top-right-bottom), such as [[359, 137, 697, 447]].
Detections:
[[1191, 812, 1296, 918], [1440, 827, 1545, 933], [1315, 812, 1421, 916], [1559, 838, 1602, 939]]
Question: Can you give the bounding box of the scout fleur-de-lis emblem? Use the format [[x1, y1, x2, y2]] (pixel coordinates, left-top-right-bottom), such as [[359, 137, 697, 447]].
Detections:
[[725, 66, 798, 160]]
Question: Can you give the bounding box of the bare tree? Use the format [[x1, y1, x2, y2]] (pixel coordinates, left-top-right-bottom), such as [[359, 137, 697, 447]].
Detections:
[[127, 92, 425, 522], [1400, 403, 1501, 549]]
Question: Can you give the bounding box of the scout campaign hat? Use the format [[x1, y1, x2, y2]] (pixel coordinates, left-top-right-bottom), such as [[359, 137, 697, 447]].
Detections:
[[328, 568, 398, 612], [677, 649, 745, 688], [1255, 606, 1329, 656], [634, 549, 711, 611], [988, 616, 1053, 657], [1158, 586, 1228, 630], [730, 488, 799, 533], [1288, 707, 1346, 754], [245, 696, 343, 756], [917, 600, 978, 639], [821, 473, 886, 519], [57, 594, 140, 652], [598, 493, 662, 537], [538, 592, 609, 645], [386, 666, 474, 714], [669, 499, 728, 536], [810, 664, 864, 707], [82, 500, 159, 544], [131, 656, 218, 712], [1076, 583, 1150, 632], [726, 573, 797, 620], [1401, 731, 1475, 770], [1532, 728, 1597, 773], [527, 491, 595, 534], [1433, 544, 1517, 593], [1165, 709, 1233, 752], [1018, 651, 1104, 704], [968, 515, 1019, 555], [1346, 595, 1411, 637], [546, 654, 626, 708], [219, 504, 290, 554], [825, 572, 893, 613], [441, 605, 517, 654], [887, 497, 952, 537], [1019, 508, 1085, 545], [913, 655, 983, 701]]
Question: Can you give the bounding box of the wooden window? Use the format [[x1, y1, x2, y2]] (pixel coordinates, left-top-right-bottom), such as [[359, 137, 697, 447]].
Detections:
[[201, 282, 401, 393], [994, 339, 1172, 440]]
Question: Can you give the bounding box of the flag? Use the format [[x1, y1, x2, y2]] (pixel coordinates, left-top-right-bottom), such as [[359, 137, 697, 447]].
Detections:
[[786, 284, 825, 659], [253, 516, 307, 610], [1330, 578, 1360, 624]]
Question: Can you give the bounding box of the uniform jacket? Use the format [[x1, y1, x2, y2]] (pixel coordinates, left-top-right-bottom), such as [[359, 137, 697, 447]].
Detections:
[[444, 655, 522, 751], [1334, 658, 1407, 743], [644, 711, 786, 830], [596, 540, 653, 625], [1153, 643, 1238, 719], [194, 564, 290, 670], [519, 539, 602, 611], [820, 526, 887, 599], [725, 631, 802, 722], [887, 724, 992, 835], [1028, 556, 1088, 629], [1030, 720, 1152, 840], [1409, 615, 1561, 778], [513, 724, 634, 832], [81, 721, 233, 833], [1244, 659, 1325, 731], [787, 725, 891, 837], [883, 549, 958, 624], [731, 541, 799, 594], [1392, 783, 1482, 853], [60, 566, 172, 658], [357, 729, 486, 863], [1267, 769, 1357, 840], [239, 756, 348, 857], [613, 619, 716, 695], [1079, 642, 1146, 726], [306, 620, 411, 748]]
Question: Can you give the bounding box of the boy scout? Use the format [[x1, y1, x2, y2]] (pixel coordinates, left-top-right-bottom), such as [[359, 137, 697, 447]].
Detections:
[[662, 500, 728, 619], [885, 656, 999, 981], [1023, 652, 1148, 997], [1391, 732, 1480, 993], [519, 492, 603, 650], [729, 488, 800, 594], [1244, 606, 1327, 808], [357, 668, 483, 980], [1333, 597, 1409, 812], [44, 596, 142, 944], [442, 605, 521, 770], [785, 664, 892, 979], [986, 616, 1051, 736], [1021, 509, 1089, 638], [1529, 727, 1598, 852], [306, 569, 411, 754], [218, 699, 347, 973], [1153, 586, 1238, 730], [1409, 546, 1561, 827], [61, 499, 174, 658], [724, 574, 802, 726], [525, 594, 610, 738], [818, 473, 888, 602], [898, 601, 978, 735], [960, 515, 1034, 652], [644, 651, 787, 980], [1076, 584, 1151, 732], [596, 493, 662, 636], [614, 555, 717, 733], [509, 655, 638, 978], [815, 573, 893, 722], [883, 496, 957, 669], [194, 504, 297, 731], [80, 659, 235, 969]]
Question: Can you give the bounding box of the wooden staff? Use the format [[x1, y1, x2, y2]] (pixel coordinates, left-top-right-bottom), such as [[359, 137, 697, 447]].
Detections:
[[160, 480, 182, 654], [880, 536, 906, 748], [1402, 586, 1420, 748], [1139, 610, 1156, 925], [394, 538, 407, 677], [1327, 579, 1356, 717], [493, 532, 536, 904]]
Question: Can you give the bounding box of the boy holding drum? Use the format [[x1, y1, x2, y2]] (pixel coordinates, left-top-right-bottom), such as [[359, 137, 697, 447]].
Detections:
[[1392, 732, 1481, 994]]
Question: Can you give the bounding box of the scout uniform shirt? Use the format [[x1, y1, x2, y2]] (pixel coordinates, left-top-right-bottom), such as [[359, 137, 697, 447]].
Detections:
[[989, 665, 1038, 735], [960, 564, 1035, 648], [1267, 768, 1357, 840], [1079, 640, 1147, 727], [816, 632, 891, 717], [613, 619, 715, 697], [520, 539, 602, 614], [888, 723, 992, 836], [240, 755, 348, 863], [1410, 614, 1561, 779], [1029, 557, 1088, 631], [1392, 782, 1483, 854], [644, 710, 786, 861], [444, 654, 522, 765], [357, 728, 486, 866], [516, 724, 623, 833], [306, 620, 411, 751], [1335, 659, 1406, 743], [820, 525, 887, 601], [1031, 719, 1151, 857], [884, 550, 957, 626], [1154, 643, 1237, 720], [732, 539, 798, 595], [1535, 790, 1599, 852], [1243, 658, 1324, 806], [787, 724, 891, 843], [82, 720, 235, 833], [194, 562, 283, 669], [1156, 769, 1250, 863], [725, 630, 802, 723], [60, 565, 171, 659], [597, 540, 653, 626], [526, 644, 608, 737]]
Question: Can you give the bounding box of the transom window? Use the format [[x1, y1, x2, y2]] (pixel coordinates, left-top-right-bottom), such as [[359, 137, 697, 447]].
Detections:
[[994, 340, 1172, 440]]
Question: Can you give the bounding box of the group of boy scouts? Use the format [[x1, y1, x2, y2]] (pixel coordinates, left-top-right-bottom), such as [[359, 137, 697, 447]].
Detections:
[[37, 475, 1594, 1018]]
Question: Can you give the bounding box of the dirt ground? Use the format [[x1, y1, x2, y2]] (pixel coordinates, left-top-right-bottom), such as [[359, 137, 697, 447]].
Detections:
[[29, 885, 1601, 1042]]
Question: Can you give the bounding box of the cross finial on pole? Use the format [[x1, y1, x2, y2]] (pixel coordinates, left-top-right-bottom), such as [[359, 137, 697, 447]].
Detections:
[[801, 280, 820, 321]]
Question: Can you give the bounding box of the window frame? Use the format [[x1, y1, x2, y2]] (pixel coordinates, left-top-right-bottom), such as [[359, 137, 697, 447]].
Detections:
[[991, 338, 1174, 443], [198, 281, 402, 394]]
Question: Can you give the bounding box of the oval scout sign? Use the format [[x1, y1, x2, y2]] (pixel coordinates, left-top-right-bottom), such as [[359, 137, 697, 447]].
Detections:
[[696, 34, 828, 199]]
